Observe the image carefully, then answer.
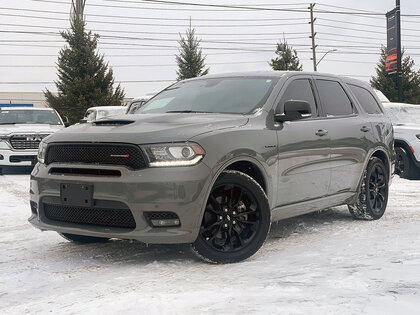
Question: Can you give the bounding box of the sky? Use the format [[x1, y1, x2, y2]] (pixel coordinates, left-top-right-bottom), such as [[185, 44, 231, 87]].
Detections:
[[0, 0, 419, 99]]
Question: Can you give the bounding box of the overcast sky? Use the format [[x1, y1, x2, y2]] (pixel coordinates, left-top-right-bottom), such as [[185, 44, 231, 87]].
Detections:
[[1, 0, 419, 98]]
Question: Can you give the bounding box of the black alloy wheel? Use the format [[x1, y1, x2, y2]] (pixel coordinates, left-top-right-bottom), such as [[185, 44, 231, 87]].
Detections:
[[367, 163, 387, 217], [192, 170, 270, 263], [348, 157, 389, 220], [200, 183, 260, 252]]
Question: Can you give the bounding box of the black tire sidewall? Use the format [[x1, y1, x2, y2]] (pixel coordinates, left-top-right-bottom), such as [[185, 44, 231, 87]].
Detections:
[[363, 158, 389, 220], [395, 146, 411, 178], [193, 171, 270, 263]]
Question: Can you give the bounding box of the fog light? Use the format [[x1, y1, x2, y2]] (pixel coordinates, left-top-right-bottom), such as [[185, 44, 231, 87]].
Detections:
[[144, 211, 181, 228], [0, 154, 3, 160], [151, 219, 180, 227]]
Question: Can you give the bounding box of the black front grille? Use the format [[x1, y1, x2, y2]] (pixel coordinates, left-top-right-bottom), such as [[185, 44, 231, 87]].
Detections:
[[43, 203, 136, 229], [45, 143, 147, 170], [9, 134, 49, 149]]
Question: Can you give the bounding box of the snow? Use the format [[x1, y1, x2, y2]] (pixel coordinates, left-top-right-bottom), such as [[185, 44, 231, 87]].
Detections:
[[0, 174, 419, 314]]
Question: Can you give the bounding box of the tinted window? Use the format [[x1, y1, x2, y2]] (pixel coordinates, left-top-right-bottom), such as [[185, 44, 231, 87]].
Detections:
[[138, 77, 278, 114], [279, 79, 317, 117], [349, 84, 382, 114], [316, 80, 354, 116]]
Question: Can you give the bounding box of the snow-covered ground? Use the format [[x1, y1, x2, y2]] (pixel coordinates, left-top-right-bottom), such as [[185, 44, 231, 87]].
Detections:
[[0, 174, 419, 314]]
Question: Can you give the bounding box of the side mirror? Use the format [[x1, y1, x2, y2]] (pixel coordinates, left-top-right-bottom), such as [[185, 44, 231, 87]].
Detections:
[[62, 116, 70, 127], [275, 100, 312, 122], [79, 119, 88, 124]]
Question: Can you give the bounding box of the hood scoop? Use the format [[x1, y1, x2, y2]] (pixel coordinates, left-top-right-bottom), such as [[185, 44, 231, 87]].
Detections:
[[93, 119, 134, 126]]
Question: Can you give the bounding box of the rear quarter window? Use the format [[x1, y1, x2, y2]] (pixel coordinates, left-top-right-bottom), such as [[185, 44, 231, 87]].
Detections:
[[348, 84, 383, 114]]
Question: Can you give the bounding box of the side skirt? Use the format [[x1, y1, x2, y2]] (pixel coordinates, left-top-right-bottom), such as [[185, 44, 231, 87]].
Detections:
[[271, 192, 355, 222]]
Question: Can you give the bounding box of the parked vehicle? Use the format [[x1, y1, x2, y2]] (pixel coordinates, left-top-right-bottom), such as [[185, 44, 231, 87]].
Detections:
[[0, 107, 67, 174], [29, 72, 394, 263], [126, 94, 156, 114], [383, 103, 420, 179], [81, 106, 127, 123]]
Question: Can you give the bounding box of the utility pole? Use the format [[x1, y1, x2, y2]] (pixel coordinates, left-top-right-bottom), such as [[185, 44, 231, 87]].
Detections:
[[71, 0, 86, 22], [396, 0, 403, 102], [309, 3, 317, 71]]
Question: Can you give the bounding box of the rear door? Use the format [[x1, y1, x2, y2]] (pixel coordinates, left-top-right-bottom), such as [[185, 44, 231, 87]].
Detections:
[[275, 76, 331, 206], [313, 78, 371, 195]]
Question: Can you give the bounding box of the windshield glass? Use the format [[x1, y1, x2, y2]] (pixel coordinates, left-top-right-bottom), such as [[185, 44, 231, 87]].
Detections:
[[0, 109, 62, 125], [95, 108, 126, 120], [384, 106, 420, 125], [136, 77, 278, 114]]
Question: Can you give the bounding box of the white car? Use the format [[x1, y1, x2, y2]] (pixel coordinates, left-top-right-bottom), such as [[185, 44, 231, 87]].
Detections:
[[382, 103, 420, 179], [82, 106, 127, 123], [0, 107, 67, 174]]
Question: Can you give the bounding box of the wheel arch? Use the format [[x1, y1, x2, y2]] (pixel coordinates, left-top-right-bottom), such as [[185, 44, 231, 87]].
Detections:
[[193, 156, 272, 240]]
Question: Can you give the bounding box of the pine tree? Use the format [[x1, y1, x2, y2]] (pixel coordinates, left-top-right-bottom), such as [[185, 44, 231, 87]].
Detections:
[[44, 16, 124, 123], [176, 27, 209, 81], [270, 40, 303, 71], [371, 46, 420, 103]]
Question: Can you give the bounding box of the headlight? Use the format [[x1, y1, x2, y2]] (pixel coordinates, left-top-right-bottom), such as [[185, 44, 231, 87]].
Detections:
[[416, 134, 420, 140], [143, 143, 205, 167], [37, 141, 48, 164]]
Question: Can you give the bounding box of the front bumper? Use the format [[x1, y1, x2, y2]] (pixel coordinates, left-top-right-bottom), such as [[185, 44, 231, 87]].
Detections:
[[29, 162, 213, 244], [0, 148, 37, 167]]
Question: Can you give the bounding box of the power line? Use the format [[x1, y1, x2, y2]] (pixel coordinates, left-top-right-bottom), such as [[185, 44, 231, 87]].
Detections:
[[33, 0, 310, 12], [0, 80, 175, 84], [0, 12, 310, 28], [0, 25, 310, 37], [0, 6, 309, 22]]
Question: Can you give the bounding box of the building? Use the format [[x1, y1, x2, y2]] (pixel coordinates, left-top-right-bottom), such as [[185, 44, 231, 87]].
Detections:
[[0, 92, 48, 108], [0, 92, 133, 108]]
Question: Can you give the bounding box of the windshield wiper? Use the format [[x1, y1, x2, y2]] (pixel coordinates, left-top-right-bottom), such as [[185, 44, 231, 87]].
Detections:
[[165, 110, 212, 113], [0, 122, 16, 125]]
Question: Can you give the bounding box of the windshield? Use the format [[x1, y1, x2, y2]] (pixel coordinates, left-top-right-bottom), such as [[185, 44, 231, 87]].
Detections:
[[384, 105, 420, 125], [95, 108, 126, 120], [0, 109, 62, 125], [136, 77, 278, 114]]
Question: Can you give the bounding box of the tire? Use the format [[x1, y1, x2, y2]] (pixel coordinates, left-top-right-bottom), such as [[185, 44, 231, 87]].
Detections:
[[348, 157, 389, 220], [192, 170, 271, 264], [59, 233, 110, 243], [395, 146, 415, 179]]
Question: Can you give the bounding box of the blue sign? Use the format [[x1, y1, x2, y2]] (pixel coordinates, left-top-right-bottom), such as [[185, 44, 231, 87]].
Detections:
[[0, 104, 34, 107]]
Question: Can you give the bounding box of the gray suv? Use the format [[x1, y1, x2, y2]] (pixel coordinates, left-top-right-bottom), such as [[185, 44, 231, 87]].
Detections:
[[29, 72, 394, 263]]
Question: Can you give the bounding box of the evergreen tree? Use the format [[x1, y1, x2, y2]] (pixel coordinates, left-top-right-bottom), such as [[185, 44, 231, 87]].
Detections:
[[176, 27, 209, 80], [270, 40, 303, 71], [45, 16, 124, 123], [371, 46, 420, 103]]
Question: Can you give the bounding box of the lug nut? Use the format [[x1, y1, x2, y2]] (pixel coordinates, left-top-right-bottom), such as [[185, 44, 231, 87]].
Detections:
[[232, 220, 236, 225], [232, 211, 237, 215], [219, 215, 223, 220], [224, 223, 228, 228]]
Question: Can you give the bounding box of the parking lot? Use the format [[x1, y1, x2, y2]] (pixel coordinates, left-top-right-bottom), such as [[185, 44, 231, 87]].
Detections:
[[1, 173, 419, 314]]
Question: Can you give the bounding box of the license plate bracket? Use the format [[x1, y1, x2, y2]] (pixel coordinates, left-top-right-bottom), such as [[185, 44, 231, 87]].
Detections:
[[60, 183, 93, 207]]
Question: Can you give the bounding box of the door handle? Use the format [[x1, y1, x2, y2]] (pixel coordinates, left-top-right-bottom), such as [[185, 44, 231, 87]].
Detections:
[[315, 129, 328, 137], [360, 125, 371, 132]]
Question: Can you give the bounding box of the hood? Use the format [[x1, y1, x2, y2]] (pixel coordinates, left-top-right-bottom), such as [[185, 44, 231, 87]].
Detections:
[[393, 123, 420, 132], [45, 113, 249, 144], [0, 124, 63, 136]]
